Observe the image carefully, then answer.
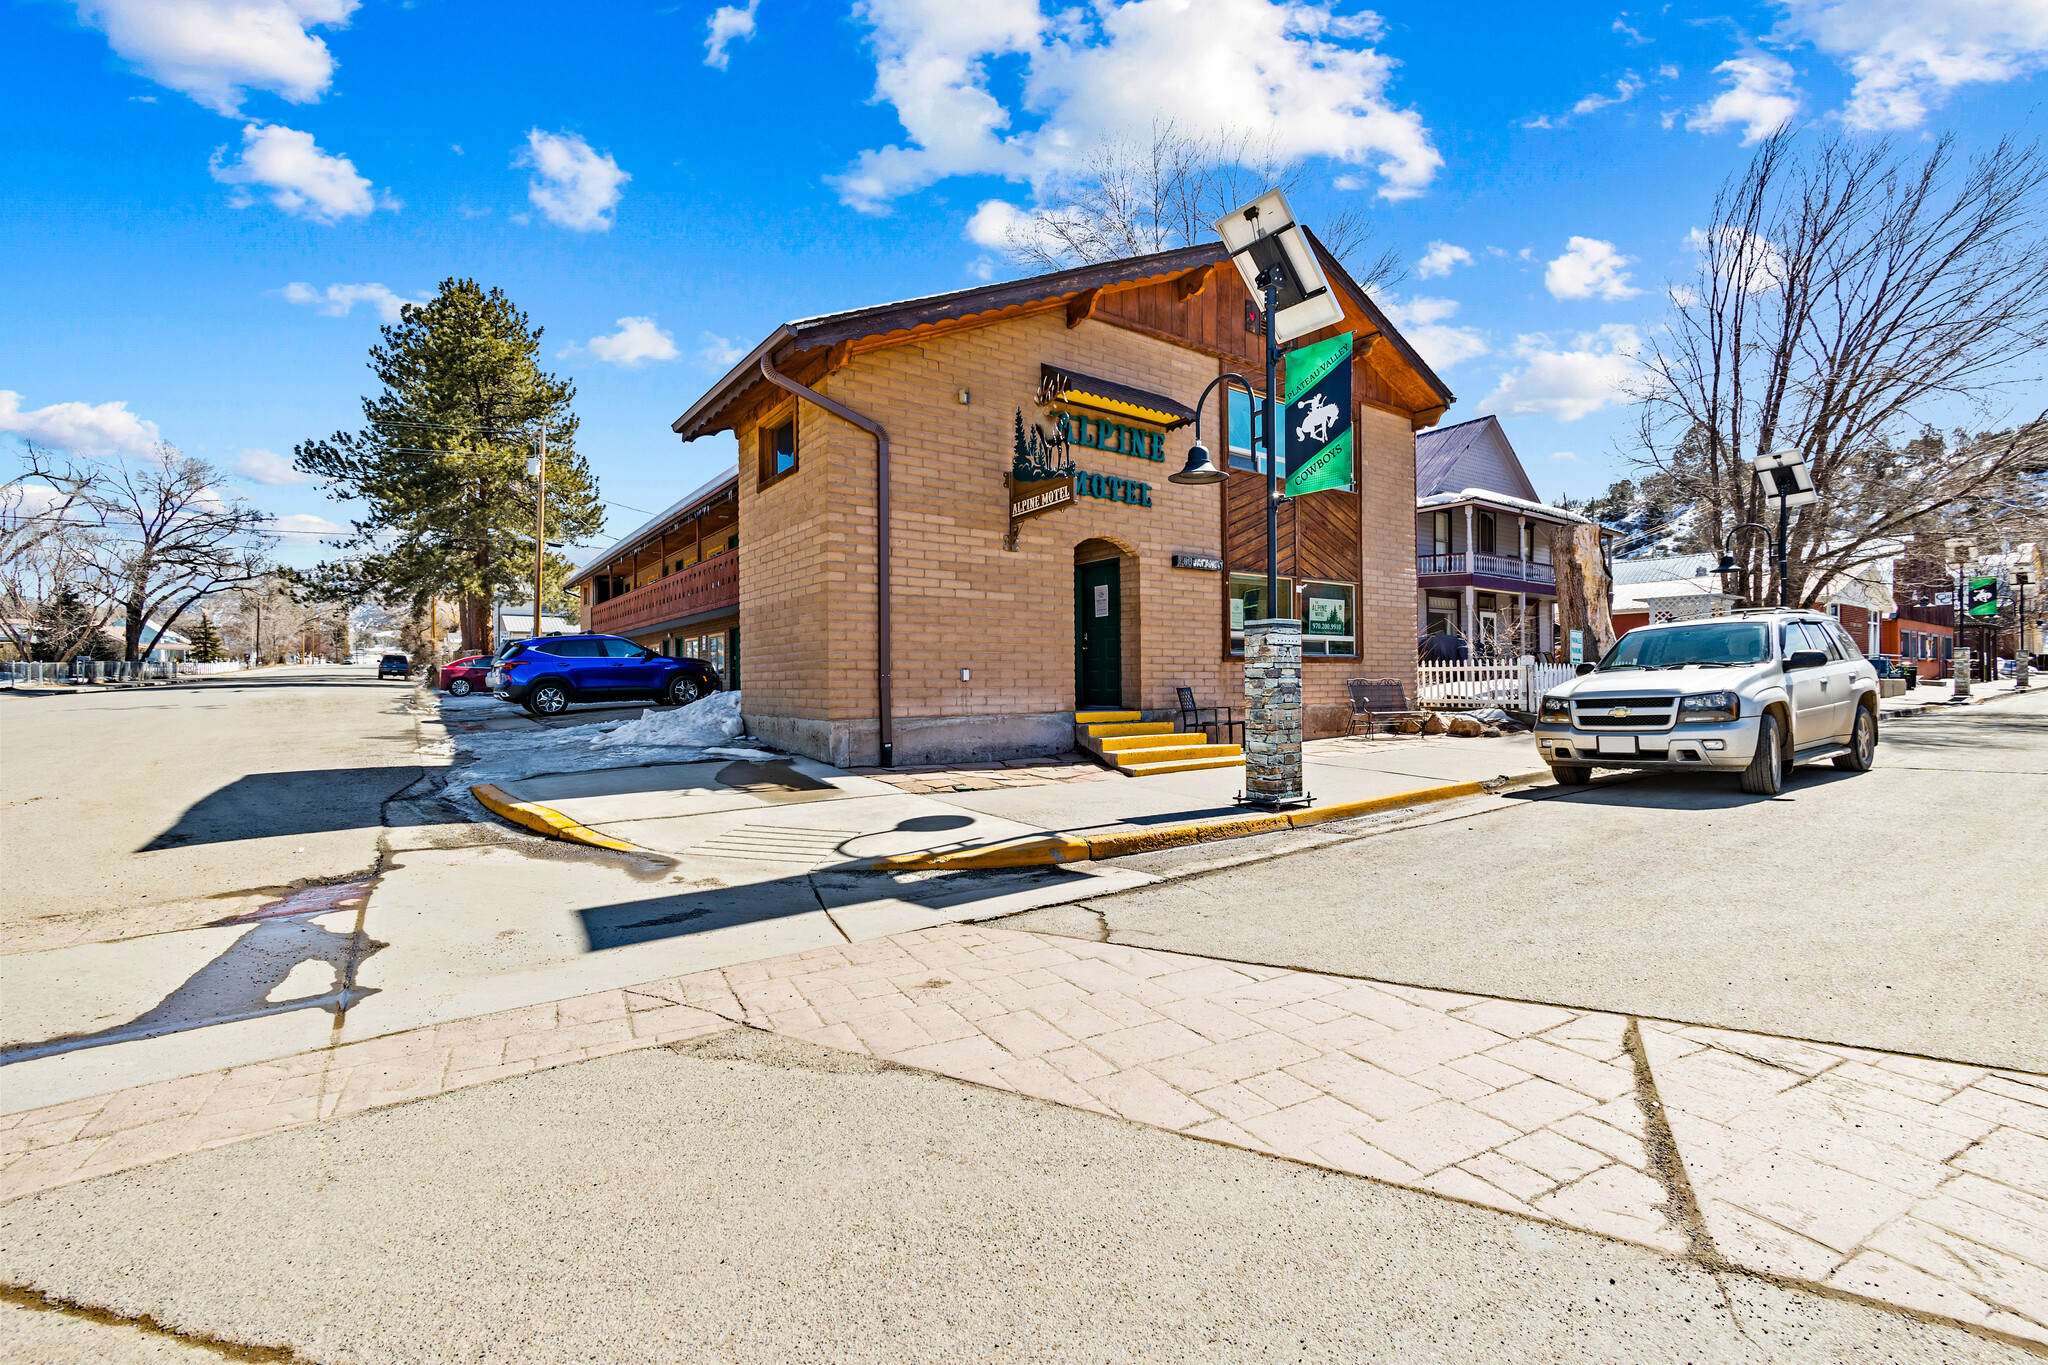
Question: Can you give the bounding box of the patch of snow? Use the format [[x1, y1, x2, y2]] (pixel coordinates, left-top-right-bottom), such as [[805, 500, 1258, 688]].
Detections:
[[595, 691, 745, 748]]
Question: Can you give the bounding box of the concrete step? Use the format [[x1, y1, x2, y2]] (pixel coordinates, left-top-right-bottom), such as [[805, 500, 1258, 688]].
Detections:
[[1081, 721, 1176, 740], [1111, 744, 1241, 770], [1097, 731, 1201, 753], [1073, 710, 1140, 724], [1117, 753, 1247, 778]]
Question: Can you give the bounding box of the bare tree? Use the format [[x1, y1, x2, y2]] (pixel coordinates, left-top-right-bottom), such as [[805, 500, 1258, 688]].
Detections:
[[75, 445, 276, 660], [1003, 122, 1405, 291], [0, 444, 104, 660], [1636, 132, 2048, 606]]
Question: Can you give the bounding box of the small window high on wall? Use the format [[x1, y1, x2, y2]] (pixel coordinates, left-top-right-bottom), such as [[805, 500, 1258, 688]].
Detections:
[[759, 417, 797, 487]]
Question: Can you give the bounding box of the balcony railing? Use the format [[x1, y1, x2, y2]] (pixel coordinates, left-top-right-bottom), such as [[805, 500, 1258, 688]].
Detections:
[[1416, 552, 1556, 586], [589, 551, 739, 638]]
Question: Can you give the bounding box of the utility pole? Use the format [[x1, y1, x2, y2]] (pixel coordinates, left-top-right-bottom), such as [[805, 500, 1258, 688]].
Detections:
[[531, 429, 547, 641]]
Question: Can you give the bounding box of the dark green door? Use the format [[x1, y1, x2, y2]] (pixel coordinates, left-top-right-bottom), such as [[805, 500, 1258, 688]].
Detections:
[[1075, 560, 1122, 709]]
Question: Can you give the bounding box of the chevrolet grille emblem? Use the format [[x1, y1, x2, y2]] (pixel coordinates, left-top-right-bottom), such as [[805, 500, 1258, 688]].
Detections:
[[1608, 707, 1630, 719]]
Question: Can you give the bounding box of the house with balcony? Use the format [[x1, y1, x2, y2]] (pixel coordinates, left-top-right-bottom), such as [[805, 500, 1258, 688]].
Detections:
[[563, 468, 741, 685], [1414, 415, 1592, 656]]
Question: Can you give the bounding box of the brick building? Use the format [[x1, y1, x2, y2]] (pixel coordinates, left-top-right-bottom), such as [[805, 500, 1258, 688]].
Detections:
[[570, 240, 1452, 768]]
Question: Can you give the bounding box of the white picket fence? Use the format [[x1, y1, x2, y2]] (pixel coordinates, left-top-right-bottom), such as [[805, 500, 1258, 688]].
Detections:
[[1416, 656, 1576, 712]]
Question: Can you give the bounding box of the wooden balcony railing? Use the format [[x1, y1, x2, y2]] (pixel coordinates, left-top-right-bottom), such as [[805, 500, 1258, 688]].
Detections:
[[1416, 552, 1556, 586], [589, 551, 739, 638]]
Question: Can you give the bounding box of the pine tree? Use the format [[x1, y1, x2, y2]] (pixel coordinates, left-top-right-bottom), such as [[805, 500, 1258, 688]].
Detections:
[[187, 613, 225, 663], [30, 585, 117, 662], [293, 279, 602, 653]]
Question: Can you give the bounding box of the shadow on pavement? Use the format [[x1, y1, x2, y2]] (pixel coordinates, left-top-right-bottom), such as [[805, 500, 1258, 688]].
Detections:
[[1504, 765, 1862, 810], [140, 766, 424, 850]]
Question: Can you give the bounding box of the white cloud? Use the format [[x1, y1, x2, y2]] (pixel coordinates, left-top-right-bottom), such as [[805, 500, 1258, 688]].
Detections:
[[73, 0, 357, 115], [1415, 241, 1472, 279], [1774, 0, 2048, 130], [279, 281, 418, 322], [0, 390, 161, 457], [1375, 294, 1488, 370], [1685, 52, 1801, 144], [1550, 450, 1583, 462], [831, 0, 1441, 213], [1572, 73, 1643, 115], [576, 317, 679, 368], [965, 198, 1033, 251], [271, 513, 344, 536], [698, 333, 747, 368], [1480, 325, 1644, 422], [210, 123, 382, 221], [1544, 237, 1641, 301], [234, 449, 311, 485], [1613, 16, 1648, 45], [1685, 224, 1788, 294], [517, 129, 629, 232], [1669, 284, 1701, 307], [705, 0, 760, 69]]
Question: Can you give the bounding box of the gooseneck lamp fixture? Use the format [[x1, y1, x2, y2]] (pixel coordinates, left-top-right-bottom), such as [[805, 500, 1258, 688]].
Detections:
[[1169, 373, 1256, 486]]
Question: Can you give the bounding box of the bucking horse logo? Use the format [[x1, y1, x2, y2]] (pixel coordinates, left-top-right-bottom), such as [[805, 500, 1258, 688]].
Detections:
[[1294, 392, 1340, 445]]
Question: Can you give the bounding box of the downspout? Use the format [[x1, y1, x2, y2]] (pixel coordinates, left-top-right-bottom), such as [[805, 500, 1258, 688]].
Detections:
[[758, 343, 894, 768]]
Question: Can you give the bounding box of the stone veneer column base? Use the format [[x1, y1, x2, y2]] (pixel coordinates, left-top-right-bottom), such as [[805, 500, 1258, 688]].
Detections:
[[1239, 617, 1308, 807]]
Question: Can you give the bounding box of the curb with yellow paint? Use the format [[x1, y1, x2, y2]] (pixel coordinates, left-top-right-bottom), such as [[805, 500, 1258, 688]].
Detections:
[[870, 772, 1545, 871], [471, 783, 648, 854]]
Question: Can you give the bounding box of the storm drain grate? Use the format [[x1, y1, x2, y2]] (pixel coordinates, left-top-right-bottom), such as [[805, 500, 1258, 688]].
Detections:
[[690, 825, 862, 867]]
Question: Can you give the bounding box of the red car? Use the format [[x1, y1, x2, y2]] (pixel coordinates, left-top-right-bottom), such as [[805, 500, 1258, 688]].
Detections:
[[437, 655, 493, 696]]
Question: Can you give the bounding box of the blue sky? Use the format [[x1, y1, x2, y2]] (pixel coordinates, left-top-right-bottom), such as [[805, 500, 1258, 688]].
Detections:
[[5, 0, 2045, 567]]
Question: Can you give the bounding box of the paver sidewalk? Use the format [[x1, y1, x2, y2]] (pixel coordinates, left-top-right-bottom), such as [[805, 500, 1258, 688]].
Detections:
[[8, 923, 2041, 1346]]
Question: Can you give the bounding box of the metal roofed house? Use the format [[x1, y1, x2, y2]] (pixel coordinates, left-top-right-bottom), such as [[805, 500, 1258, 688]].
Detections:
[[1413, 415, 1598, 658]]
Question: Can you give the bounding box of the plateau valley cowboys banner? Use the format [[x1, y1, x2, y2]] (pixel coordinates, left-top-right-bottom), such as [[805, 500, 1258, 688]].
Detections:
[[1282, 332, 1353, 496]]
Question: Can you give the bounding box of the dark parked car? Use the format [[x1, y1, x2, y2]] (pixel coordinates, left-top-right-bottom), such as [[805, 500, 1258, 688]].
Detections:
[[377, 652, 410, 679], [488, 634, 721, 716], [437, 654, 493, 696]]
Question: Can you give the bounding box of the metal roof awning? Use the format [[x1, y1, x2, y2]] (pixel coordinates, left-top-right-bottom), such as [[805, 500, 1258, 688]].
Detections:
[[1038, 363, 1195, 430]]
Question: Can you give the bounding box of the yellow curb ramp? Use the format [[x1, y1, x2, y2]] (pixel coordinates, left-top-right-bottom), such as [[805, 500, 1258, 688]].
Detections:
[[471, 783, 647, 854], [868, 777, 1506, 871]]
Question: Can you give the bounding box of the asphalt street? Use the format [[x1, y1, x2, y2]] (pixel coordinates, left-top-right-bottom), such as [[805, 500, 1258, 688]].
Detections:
[[0, 667, 424, 948], [0, 1030, 2022, 1365], [1006, 690, 2048, 1071]]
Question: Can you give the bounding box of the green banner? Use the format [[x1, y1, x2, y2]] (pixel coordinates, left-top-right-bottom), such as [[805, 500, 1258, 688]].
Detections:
[[1283, 331, 1353, 497], [1966, 576, 2001, 617]]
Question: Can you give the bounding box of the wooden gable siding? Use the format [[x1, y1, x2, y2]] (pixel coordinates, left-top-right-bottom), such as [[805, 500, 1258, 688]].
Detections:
[[1095, 269, 1264, 368]]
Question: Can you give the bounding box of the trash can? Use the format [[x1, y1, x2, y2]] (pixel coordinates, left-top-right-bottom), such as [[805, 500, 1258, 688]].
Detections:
[[1902, 663, 1917, 690]]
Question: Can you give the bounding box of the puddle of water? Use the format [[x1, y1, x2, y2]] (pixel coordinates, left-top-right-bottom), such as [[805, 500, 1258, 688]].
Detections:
[[237, 880, 373, 921]]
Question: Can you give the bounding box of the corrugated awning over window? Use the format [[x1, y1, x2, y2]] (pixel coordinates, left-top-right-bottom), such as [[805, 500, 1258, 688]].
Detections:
[[1038, 363, 1196, 431]]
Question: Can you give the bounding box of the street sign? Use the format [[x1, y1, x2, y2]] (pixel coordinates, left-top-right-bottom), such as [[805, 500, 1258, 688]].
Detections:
[[1570, 629, 1585, 665], [1750, 449, 1817, 509], [1967, 576, 2001, 617], [1282, 331, 1353, 496]]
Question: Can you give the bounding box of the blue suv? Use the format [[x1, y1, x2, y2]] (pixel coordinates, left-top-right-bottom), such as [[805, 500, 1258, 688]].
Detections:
[[488, 634, 722, 717]]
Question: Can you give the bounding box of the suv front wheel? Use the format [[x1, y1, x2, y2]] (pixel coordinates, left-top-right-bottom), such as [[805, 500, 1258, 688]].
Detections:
[[1551, 764, 1592, 786], [525, 681, 570, 717], [662, 674, 703, 707], [1741, 713, 1784, 796]]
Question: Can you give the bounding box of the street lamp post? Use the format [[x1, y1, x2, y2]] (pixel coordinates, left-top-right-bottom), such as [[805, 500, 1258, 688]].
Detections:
[[1714, 522, 1777, 605], [2017, 570, 2032, 691]]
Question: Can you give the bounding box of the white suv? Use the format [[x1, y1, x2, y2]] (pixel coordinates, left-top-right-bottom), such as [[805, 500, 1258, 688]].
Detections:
[[1533, 611, 1881, 796]]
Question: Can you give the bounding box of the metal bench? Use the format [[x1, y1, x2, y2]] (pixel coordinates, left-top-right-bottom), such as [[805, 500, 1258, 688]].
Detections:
[[1346, 678, 1428, 738], [1176, 686, 1242, 746]]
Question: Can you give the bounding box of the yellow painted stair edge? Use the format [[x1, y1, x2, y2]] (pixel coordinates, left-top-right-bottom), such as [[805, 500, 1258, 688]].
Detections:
[[868, 778, 1510, 870], [472, 783, 646, 853]]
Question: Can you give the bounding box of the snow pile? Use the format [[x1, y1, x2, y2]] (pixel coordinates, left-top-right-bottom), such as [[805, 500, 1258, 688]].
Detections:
[[594, 690, 745, 748]]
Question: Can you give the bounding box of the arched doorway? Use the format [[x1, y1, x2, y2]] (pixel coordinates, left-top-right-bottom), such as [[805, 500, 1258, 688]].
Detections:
[[1074, 538, 1135, 709]]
